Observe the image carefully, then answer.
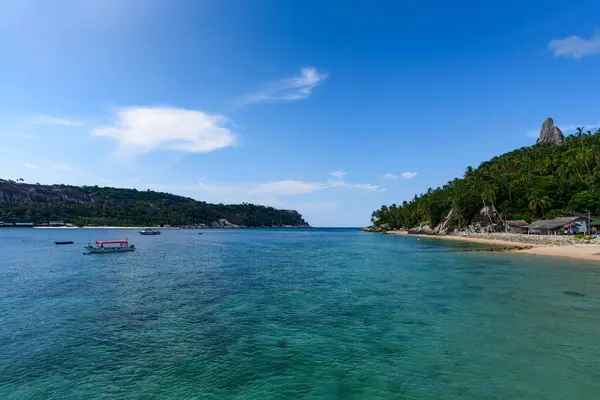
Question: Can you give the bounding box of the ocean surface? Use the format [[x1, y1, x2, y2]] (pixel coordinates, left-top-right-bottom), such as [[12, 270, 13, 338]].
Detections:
[[1, 228, 600, 399]]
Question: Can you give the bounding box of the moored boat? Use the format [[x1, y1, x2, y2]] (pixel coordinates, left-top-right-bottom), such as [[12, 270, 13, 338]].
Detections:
[[84, 239, 135, 253], [139, 228, 161, 235]]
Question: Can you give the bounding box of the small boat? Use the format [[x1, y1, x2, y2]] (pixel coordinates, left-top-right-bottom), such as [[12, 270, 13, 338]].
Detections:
[[139, 228, 161, 235], [55, 241, 74, 245], [84, 239, 135, 254], [198, 232, 203, 235]]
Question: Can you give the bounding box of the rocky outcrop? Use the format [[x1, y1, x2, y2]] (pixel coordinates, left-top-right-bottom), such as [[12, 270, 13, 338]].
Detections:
[[210, 219, 241, 228], [408, 224, 435, 235], [0, 181, 96, 205], [362, 224, 392, 233], [433, 210, 454, 235], [537, 118, 564, 145]]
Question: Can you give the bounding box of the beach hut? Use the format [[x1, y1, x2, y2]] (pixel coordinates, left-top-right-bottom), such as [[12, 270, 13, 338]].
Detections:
[[505, 220, 529, 234], [528, 216, 587, 235]]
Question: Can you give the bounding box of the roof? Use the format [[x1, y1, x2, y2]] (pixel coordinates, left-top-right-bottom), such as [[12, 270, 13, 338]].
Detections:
[[590, 219, 600, 226], [506, 220, 529, 227], [528, 216, 584, 230], [96, 239, 128, 245]]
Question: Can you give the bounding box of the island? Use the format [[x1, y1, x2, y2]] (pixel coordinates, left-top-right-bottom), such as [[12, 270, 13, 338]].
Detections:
[[0, 180, 310, 228]]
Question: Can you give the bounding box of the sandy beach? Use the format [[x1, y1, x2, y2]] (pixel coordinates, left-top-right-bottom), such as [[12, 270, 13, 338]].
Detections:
[[387, 231, 600, 262]]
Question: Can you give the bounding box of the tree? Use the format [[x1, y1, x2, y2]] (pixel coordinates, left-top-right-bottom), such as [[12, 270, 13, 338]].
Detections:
[[528, 193, 551, 218], [369, 128, 600, 230]]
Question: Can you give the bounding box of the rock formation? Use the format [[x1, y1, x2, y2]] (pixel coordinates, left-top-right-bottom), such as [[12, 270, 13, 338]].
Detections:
[[537, 118, 564, 145]]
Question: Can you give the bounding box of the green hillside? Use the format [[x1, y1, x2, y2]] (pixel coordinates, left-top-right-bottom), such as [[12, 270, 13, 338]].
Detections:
[[370, 127, 600, 230], [0, 181, 309, 227]]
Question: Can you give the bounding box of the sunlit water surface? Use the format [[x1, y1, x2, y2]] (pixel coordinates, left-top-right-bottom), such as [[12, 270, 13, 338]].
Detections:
[[1, 228, 600, 399]]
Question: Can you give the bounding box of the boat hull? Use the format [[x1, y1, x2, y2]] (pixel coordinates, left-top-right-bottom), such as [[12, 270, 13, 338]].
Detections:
[[139, 232, 161, 235], [55, 241, 74, 245], [85, 246, 136, 253]]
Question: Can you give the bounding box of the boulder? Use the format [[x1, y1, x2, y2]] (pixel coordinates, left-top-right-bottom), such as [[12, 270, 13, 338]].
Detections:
[[537, 118, 564, 145], [408, 224, 435, 235]]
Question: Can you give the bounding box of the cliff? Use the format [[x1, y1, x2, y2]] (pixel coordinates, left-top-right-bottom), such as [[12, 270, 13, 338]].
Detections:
[[0, 179, 310, 228]]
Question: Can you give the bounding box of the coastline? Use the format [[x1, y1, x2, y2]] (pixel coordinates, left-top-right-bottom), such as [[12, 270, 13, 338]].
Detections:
[[30, 226, 311, 229], [386, 231, 600, 262]]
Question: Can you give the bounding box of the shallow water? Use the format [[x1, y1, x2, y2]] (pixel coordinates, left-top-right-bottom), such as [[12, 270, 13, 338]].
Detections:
[[1, 228, 600, 399]]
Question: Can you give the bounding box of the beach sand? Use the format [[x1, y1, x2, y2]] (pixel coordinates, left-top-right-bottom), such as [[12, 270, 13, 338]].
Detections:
[[386, 231, 600, 262]]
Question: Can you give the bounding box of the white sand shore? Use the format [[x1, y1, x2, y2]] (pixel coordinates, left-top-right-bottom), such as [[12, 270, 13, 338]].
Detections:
[[386, 231, 600, 262]]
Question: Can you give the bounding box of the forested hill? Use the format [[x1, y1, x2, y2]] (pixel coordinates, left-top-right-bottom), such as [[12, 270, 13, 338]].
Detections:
[[370, 123, 600, 232], [0, 180, 310, 228]]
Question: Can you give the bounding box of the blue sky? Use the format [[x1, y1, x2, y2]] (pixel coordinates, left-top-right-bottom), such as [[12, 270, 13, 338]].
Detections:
[[2, 0, 600, 226]]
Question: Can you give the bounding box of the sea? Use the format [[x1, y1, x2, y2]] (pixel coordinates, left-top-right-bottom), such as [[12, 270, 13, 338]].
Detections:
[[1, 228, 600, 399]]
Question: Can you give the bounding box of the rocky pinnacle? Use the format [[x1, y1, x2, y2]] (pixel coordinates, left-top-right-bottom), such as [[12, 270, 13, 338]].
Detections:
[[537, 117, 564, 145]]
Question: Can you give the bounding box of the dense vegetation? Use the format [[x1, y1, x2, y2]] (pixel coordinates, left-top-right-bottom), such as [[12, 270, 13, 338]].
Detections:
[[371, 128, 600, 230], [0, 182, 309, 227]]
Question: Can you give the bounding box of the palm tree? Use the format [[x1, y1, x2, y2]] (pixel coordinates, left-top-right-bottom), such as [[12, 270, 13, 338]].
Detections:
[[464, 166, 474, 178], [529, 194, 552, 218]]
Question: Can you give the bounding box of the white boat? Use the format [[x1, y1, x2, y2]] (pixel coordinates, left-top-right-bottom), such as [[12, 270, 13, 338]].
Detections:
[[84, 239, 135, 253], [139, 228, 161, 235]]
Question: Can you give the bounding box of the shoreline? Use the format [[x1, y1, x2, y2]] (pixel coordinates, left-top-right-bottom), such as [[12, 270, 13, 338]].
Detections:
[[29, 226, 311, 229], [386, 231, 600, 262]]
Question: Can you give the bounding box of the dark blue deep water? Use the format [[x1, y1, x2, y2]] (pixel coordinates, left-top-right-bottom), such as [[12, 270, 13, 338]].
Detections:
[[1, 228, 600, 399]]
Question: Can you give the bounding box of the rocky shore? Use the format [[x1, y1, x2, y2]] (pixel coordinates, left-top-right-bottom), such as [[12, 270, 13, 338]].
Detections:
[[382, 231, 600, 262], [452, 232, 598, 246]]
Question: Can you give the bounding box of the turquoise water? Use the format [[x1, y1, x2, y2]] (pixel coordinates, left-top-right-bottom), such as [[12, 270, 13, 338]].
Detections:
[[1, 228, 600, 399]]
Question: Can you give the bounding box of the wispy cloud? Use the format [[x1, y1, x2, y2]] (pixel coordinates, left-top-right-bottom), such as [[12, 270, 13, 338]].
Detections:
[[328, 170, 346, 178], [383, 172, 418, 180], [22, 162, 40, 169], [30, 115, 84, 126], [91, 106, 237, 156], [253, 180, 326, 196], [238, 67, 327, 105], [560, 123, 600, 133], [549, 33, 600, 59], [49, 162, 77, 171], [526, 123, 600, 138], [180, 176, 384, 198]]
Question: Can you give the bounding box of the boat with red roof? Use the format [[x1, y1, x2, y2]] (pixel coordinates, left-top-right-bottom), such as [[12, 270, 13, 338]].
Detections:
[[84, 238, 136, 253]]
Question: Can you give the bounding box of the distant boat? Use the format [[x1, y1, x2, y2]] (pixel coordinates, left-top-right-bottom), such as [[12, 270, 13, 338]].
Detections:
[[55, 241, 74, 245], [84, 239, 135, 254], [198, 232, 203, 235], [139, 228, 161, 235]]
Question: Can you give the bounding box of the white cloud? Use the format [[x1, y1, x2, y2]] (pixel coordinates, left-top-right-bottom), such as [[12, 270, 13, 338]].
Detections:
[[344, 182, 381, 191], [91, 107, 237, 155], [328, 170, 346, 178], [30, 115, 84, 126], [239, 67, 327, 105], [22, 162, 40, 169], [253, 180, 326, 196], [383, 172, 417, 180], [548, 33, 600, 59], [560, 123, 600, 133], [49, 162, 76, 171], [268, 200, 339, 213]]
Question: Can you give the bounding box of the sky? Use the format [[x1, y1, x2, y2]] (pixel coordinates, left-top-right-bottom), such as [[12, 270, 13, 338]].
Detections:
[[1, 0, 600, 226]]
